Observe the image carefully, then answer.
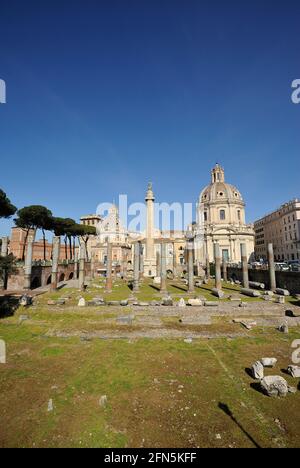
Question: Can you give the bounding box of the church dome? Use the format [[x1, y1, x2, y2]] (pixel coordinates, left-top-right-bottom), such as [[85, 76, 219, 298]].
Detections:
[[199, 164, 244, 205]]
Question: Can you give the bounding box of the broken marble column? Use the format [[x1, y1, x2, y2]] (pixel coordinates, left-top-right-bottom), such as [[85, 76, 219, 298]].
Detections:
[[268, 243, 276, 292], [241, 243, 249, 289], [160, 243, 167, 293], [105, 242, 113, 293], [51, 236, 61, 291], [241, 288, 261, 297], [121, 248, 128, 280], [133, 242, 140, 293], [78, 242, 86, 291], [214, 243, 222, 291], [222, 259, 228, 282], [74, 249, 79, 279], [172, 242, 177, 278], [1, 236, 8, 257], [206, 255, 210, 280], [187, 237, 194, 294], [90, 250, 95, 279], [23, 233, 35, 290], [156, 250, 161, 278], [139, 242, 144, 279]]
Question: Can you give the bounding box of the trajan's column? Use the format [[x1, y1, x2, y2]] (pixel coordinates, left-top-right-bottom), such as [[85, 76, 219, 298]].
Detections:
[[144, 182, 156, 277]]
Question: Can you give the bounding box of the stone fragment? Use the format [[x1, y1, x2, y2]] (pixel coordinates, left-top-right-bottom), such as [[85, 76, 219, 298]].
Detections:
[[120, 300, 129, 306], [264, 291, 274, 297], [204, 301, 219, 307], [19, 295, 32, 307], [99, 395, 108, 407], [116, 315, 134, 325], [288, 386, 297, 394], [287, 365, 300, 378], [260, 376, 288, 397], [276, 296, 285, 304], [47, 300, 57, 306], [0, 340, 6, 364], [47, 399, 54, 412], [138, 302, 150, 307], [278, 323, 289, 334], [19, 315, 29, 323], [78, 298, 86, 307], [260, 358, 277, 368], [184, 338, 193, 344], [178, 298, 186, 308], [161, 296, 173, 306], [251, 361, 264, 380]]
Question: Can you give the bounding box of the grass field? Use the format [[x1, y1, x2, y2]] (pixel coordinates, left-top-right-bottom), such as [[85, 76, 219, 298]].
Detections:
[[0, 279, 300, 448]]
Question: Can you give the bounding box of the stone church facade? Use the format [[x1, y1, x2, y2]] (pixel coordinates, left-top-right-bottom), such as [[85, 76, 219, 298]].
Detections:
[[195, 164, 255, 266]]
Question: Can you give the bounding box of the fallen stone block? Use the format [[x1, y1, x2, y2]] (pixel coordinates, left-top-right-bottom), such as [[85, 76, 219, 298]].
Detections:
[[275, 288, 290, 297], [263, 291, 274, 297], [249, 281, 265, 290], [107, 301, 120, 306], [288, 386, 297, 394], [204, 301, 219, 307], [229, 295, 242, 302], [187, 298, 203, 307], [241, 288, 261, 298], [276, 296, 285, 304], [287, 365, 300, 378], [251, 361, 264, 379], [120, 300, 129, 306], [138, 301, 150, 307], [212, 288, 225, 299], [260, 358, 277, 368], [78, 298, 86, 307], [260, 376, 288, 397]]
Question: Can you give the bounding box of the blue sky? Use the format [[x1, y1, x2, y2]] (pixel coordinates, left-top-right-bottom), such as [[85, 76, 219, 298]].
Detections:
[[0, 0, 299, 238]]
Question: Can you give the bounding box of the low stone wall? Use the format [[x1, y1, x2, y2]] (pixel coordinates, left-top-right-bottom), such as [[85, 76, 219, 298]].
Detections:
[[6, 261, 91, 291], [227, 267, 300, 294]]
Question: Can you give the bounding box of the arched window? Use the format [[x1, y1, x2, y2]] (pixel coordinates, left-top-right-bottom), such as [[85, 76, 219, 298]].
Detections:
[[220, 209, 226, 221]]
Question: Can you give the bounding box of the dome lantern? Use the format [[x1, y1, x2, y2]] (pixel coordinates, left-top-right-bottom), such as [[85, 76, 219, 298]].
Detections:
[[211, 163, 225, 184]]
